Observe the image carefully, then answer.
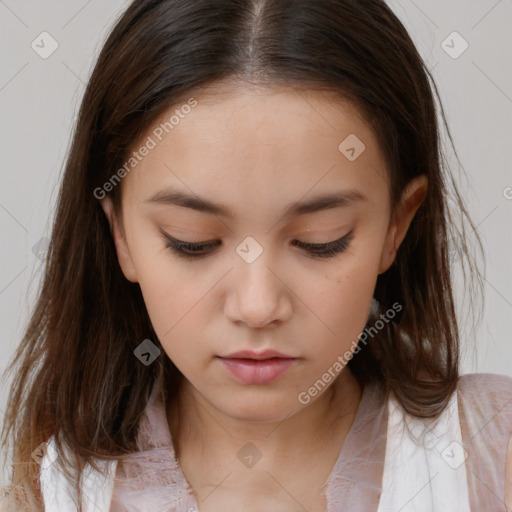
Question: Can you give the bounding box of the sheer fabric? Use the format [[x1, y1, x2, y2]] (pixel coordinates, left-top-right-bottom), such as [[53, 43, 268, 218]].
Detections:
[[32, 373, 512, 511]]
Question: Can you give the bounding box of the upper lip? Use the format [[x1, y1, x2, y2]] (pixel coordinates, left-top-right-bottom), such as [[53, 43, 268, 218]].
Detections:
[[219, 349, 296, 360]]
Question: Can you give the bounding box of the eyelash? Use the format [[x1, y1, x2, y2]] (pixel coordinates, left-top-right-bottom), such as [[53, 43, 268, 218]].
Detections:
[[161, 230, 354, 260]]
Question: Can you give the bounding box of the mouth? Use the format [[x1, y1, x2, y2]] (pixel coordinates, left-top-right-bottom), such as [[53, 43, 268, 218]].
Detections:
[[219, 349, 296, 360], [216, 355, 297, 385]]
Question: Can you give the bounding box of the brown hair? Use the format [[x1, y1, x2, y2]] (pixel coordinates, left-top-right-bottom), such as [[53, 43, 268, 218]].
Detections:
[[0, 0, 484, 509]]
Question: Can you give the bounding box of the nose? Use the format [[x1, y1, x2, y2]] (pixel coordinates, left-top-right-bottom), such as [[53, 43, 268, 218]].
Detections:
[[224, 252, 292, 329]]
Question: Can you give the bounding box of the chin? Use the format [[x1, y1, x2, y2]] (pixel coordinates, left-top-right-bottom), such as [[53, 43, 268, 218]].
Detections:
[[217, 395, 300, 423]]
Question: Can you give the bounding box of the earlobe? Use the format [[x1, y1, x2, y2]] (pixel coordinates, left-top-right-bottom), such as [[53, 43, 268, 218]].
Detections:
[[99, 196, 139, 283], [378, 175, 428, 274]]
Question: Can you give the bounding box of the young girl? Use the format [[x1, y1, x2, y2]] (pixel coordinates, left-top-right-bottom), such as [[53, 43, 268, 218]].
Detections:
[[1, 0, 511, 511]]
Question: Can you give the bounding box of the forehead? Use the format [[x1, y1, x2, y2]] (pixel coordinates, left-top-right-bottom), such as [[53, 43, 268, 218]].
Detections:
[[121, 82, 389, 217]]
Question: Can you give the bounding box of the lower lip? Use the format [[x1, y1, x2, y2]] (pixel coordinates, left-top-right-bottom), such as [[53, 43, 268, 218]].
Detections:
[[218, 357, 296, 384]]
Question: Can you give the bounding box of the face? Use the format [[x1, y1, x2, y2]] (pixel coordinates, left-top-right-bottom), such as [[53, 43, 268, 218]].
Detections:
[[101, 82, 427, 423]]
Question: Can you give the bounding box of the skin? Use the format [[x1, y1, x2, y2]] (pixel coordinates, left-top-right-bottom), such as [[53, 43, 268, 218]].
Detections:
[[506, 431, 512, 511], [101, 81, 428, 510]]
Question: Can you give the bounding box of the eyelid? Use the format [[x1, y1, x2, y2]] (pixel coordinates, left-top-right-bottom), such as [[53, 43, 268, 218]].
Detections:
[[294, 230, 353, 246], [160, 229, 352, 246], [160, 228, 354, 261], [160, 232, 220, 252], [160, 231, 219, 245]]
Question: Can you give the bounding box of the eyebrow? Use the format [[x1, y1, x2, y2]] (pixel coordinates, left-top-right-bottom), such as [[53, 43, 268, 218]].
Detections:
[[145, 187, 367, 220]]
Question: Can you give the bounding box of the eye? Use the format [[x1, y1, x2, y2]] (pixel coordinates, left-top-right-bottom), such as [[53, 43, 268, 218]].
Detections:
[[291, 229, 354, 259], [161, 231, 221, 260], [161, 230, 354, 260]]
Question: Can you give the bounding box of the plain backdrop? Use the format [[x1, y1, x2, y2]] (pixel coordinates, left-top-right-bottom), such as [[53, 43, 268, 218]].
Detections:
[[1, 0, 511, 489]]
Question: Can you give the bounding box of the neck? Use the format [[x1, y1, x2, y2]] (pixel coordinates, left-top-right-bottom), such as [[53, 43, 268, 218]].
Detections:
[[167, 367, 362, 475]]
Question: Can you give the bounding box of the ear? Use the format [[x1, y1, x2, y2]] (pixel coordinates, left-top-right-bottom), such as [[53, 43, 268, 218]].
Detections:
[[378, 175, 428, 275], [100, 196, 139, 283]]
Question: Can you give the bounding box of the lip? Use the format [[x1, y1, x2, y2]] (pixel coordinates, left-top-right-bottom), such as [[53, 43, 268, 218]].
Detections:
[[220, 349, 295, 360], [218, 356, 296, 384]]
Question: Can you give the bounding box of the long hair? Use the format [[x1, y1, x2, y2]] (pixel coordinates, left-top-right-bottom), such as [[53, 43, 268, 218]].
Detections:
[[0, 0, 484, 509]]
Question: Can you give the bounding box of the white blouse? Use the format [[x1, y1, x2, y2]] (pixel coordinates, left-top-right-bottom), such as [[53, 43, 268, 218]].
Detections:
[[35, 373, 512, 512]]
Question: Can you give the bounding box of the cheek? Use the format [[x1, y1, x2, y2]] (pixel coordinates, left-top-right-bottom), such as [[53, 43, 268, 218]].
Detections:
[[312, 227, 384, 330], [306, 267, 377, 355], [134, 260, 219, 372], [126, 225, 192, 330], [138, 277, 206, 374], [139, 274, 200, 341], [128, 246, 190, 344], [333, 273, 375, 321]]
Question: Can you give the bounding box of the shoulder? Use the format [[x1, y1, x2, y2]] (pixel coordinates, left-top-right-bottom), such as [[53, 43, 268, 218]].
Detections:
[[457, 372, 512, 411], [457, 373, 512, 508], [456, 373, 512, 464], [457, 372, 512, 429], [458, 371, 512, 391], [39, 435, 118, 511]]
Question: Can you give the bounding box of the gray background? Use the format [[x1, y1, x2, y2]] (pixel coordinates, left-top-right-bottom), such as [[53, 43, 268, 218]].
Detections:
[[1, 0, 511, 488]]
